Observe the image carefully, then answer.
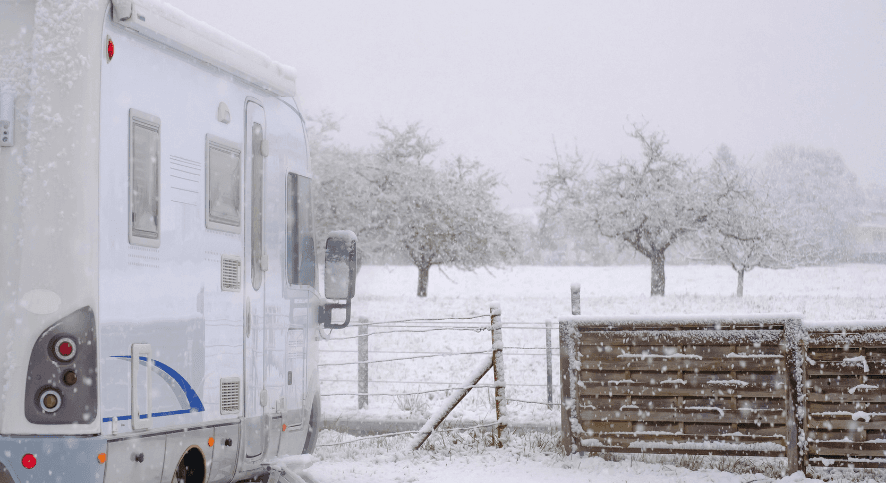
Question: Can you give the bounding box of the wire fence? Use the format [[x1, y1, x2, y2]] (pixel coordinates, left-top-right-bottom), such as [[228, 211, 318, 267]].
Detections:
[[318, 311, 562, 417]]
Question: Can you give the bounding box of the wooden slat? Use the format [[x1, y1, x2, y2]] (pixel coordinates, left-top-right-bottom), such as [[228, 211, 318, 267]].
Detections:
[[807, 459, 886, 468], [807, 361, 886, 376], [807, 377, 886, 396], [579, 330, 783, 346], [576, 446, 785, 457], [580, 421, 633, 432], [578, 371, 786, 389], [578, 345, 783, 360], [590, 432, 785, 442], [806, 350, 886, 362], [579, 359, 784, 372], [809, 402, 886, 413], [807, 420, 886, 430], [807, 430, 869, 443], [579, 408, 785, 424], [582, 387, 785, 399], [807, 333, 886, 348], [587, 436, 787, 450]]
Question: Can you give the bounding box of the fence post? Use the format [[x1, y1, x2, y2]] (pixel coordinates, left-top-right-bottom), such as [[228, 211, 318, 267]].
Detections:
[[571, 283, 580, 315], [546, 319, 553, 409], [490, 302, 507, 446], [783, 317, 805, 475], [358, 316, 369, 409]]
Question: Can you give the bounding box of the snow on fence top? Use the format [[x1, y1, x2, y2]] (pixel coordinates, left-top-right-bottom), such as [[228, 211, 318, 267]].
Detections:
[[559, 313, 802, 329], [803, 320, 886, 332], [112, 0, 298, 96]]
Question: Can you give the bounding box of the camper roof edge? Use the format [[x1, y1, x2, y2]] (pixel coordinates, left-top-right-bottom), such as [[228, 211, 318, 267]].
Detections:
[[111, 0, 298, 97]]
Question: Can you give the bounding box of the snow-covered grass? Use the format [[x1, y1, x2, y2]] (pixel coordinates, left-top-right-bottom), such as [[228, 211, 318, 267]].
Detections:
[[312, 264, 886, 482]]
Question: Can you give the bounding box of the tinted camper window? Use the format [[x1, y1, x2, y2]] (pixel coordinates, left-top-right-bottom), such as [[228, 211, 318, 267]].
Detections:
[[286, 173, 315, 287], [205, 135, 242, 232], [129, 109, 161, 248]]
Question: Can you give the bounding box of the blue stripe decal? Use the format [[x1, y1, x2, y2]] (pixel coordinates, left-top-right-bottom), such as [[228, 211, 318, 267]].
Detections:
[[102, 356, 205, 423]]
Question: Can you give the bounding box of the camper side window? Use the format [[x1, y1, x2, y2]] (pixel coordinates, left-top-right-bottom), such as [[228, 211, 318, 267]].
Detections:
[[129, 109, 161, 248], [286, 173, 315, 288], [205, 135, 242, 232]]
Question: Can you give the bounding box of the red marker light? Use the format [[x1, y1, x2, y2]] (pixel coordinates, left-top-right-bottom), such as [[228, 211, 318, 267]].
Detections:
[[54, 337, 76, 361], [22, 453, 36, 469], [58, 341, 73, 357], [107, 37, 115, 62]]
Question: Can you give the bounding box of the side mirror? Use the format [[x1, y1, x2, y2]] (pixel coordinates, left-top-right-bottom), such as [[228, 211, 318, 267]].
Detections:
[[320, 230, 357, 329]]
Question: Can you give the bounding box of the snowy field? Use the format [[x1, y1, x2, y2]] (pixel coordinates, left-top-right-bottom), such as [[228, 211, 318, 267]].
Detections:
[[310, 264, 886, 483]]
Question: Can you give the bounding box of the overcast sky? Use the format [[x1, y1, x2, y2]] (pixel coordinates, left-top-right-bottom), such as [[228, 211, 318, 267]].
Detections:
[[168, 0, 886, 213]]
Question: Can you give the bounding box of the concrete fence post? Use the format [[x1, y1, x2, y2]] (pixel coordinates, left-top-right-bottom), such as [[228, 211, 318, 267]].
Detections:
[[546, 319, 553, 409], [357, 316, 369, 409], [571, 283, 581, 316]]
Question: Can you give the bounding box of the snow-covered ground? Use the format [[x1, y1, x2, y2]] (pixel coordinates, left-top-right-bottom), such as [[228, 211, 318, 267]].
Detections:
[[311, 264, 886, 483]]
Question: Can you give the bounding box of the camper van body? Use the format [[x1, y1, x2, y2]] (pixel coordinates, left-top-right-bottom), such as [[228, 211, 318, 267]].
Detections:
[[0, 1, 346, 481]]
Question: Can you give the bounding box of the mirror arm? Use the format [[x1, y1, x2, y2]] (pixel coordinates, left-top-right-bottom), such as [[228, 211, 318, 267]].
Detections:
[[320, 299, 352, 329]]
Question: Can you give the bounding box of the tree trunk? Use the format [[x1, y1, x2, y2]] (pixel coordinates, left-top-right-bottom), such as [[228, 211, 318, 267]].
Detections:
[[650, 251, 666, 296], [736, 268, 745, 297], [417, 265, 430, 297]]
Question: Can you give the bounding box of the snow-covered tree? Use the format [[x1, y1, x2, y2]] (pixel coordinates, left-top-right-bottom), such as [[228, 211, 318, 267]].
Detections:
[[537, 124, 709, 296], [310, 118, 516, 296], [692, 145, 795, 296], [398, 156, 516, 296], [762, 145, 864, 264]]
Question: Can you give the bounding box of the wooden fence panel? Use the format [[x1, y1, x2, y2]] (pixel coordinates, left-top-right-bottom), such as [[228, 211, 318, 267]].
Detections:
[[560, 315, 802, 470], [805, 325, 886, 469]]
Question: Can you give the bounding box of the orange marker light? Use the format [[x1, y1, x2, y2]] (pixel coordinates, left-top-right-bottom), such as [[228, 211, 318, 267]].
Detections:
[[97, 453, 107, 464], [282, 424, 287, 432], [208, 437, 214, 447]]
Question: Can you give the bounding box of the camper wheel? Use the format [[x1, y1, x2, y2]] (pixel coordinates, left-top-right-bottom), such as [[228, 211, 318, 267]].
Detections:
[[172, 446, 206, 483]]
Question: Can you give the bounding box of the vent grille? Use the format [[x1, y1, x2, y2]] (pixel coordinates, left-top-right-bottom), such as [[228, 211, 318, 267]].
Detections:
[[220, 377, 240, 415], [221, 256, 241, 292]]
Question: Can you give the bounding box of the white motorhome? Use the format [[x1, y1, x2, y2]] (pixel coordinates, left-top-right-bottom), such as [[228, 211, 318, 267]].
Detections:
[[0, 1, 356, 482]]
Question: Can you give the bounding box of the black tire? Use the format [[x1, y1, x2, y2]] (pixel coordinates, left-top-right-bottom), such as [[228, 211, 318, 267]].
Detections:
[[302, 392, 322, 454]]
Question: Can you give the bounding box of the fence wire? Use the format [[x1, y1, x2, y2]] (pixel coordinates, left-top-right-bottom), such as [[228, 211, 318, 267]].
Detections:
[[320, 314, 560, 413], [317, 421, 501, 447], [318, 350, 491, 366]]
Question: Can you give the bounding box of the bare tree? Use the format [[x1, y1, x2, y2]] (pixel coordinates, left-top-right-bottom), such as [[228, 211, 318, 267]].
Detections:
[[537, 124, 709, 296]]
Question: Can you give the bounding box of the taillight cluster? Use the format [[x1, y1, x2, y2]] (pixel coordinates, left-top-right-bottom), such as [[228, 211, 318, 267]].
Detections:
[[25, 306, 98, 424], [36, 336, 79, 413]]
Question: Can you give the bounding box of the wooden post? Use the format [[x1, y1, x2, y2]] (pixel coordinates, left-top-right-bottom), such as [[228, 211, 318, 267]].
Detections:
[[357, 316, 369, 409], [546, 319, 553, 409], [559, 318, 574, 453], [571, 283, 580, 315], [783, 317, 805, 475], [490, 302, 507, 446], [408, 355, 493, 450]]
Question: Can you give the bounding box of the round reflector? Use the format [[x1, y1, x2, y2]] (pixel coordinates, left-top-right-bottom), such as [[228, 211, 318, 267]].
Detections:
[[39, 389, 61, 413], [54, 337, 76, 361], [22, 454, 36, 469], [63, 370, 77, 386]]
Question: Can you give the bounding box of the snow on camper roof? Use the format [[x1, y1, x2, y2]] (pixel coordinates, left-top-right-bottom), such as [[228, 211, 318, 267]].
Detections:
[[111, 0, 298, 97]]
